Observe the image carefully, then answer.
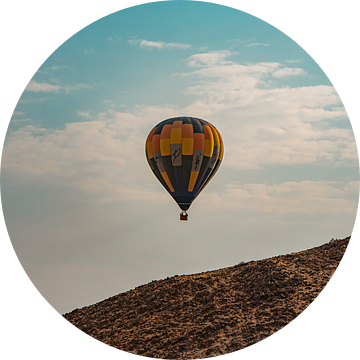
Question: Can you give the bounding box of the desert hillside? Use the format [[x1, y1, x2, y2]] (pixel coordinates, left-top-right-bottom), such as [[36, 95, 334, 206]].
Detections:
[[63, 236, 350, 359]]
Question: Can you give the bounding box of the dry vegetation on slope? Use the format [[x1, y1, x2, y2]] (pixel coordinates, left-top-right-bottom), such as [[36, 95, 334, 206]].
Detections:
[[64, 237, 350, 359]]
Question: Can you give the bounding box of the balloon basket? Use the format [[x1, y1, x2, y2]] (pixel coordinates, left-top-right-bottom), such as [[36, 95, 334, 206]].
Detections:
[[180, 211, 188, 221]]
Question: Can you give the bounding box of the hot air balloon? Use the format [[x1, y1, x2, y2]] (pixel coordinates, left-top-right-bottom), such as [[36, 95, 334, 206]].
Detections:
[[145, 116, 224, 220]]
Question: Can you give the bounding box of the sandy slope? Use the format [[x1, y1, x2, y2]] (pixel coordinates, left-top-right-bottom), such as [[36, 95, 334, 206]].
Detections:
[[64, 236, 350, 359]]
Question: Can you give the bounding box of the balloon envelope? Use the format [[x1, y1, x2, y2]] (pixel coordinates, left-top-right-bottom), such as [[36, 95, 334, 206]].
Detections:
[[145, 116, 224, 212]]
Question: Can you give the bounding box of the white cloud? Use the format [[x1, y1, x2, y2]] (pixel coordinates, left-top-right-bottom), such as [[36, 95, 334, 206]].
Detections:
[[128, 38, 191, 50], [180, 51, 356, 169], [128, 38, 141, 45], [77, 111, 92, 118], [12, 111, 25, 117], [199, 180, 358, 218], [140, 40, 164, 49], [102, 100, 115, 108], [246, 43, 269, 47], [50, 65, 70, 71], [344, 181, 360, 195], [165, 42, 192, 49], [107, 37, 121, 42], [284, 59, 303, 63], [9, 118, 33, 124], [25, 80, 92, 93], [2, 105, 180, 203], [272, 67, 307, 78], [25, 80, 61, 92], [186, 50, 233, 67]]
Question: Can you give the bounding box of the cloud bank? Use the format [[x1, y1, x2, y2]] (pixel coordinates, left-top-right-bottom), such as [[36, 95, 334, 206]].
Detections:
[[5, 51, 357, 209], [181, 51, 355, 170]]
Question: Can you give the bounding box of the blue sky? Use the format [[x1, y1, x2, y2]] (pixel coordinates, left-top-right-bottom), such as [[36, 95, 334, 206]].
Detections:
[[2, 1, 359, 314]]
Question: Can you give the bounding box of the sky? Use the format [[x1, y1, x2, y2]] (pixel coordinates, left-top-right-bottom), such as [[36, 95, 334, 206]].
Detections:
[[1, 0, 359, 317]]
